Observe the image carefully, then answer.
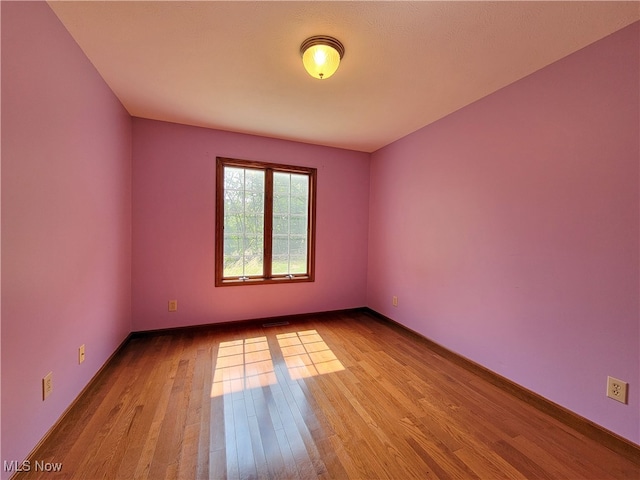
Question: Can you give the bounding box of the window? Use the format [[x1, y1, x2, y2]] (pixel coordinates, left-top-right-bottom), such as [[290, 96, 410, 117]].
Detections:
[[215, 157, 316, 286]]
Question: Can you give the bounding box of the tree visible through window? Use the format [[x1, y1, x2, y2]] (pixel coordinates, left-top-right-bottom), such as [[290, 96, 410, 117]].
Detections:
[[215, 157, 316, 286]]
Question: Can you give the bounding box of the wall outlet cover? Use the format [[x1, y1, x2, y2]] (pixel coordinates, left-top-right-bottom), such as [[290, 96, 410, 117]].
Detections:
[[606, 376, 628, 404], [43, 372, 53, 400]]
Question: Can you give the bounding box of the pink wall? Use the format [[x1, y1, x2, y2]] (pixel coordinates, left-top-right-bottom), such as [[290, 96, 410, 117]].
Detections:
[[132, 119, 369, 331], [368, 22, 640, 444], [1, 2, 132, 473]]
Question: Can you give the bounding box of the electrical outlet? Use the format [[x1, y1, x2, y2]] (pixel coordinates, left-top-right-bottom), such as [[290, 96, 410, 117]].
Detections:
[[392, 296, 398, 307], [43, 372, 53, 400], [606, 376, 628, 404], [79, 344, 85, 364], [168, 300, 178, 312]]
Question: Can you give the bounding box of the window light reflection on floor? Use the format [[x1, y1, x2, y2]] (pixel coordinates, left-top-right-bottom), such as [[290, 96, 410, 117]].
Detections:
[[276, 330, 345, 380], [210, 330, 345, 398], [211, 336, 277, 397]]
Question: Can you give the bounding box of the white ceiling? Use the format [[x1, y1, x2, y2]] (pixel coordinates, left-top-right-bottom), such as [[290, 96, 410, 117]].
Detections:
[[48, 1, 639, 153]]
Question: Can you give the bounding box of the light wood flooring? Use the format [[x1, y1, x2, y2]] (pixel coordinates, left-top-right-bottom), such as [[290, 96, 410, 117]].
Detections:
[[18, 310, 640, 479]]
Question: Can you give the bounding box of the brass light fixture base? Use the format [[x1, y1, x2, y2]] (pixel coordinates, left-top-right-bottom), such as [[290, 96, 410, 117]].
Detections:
[[300, 36, 345, 59]]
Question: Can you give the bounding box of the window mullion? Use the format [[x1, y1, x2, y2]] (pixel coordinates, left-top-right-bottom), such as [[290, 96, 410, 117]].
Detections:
[[242, 169, 247, 278], [287, 174, 292, 275], [264, 169, 274, 279], [307, 172, 316, 279]]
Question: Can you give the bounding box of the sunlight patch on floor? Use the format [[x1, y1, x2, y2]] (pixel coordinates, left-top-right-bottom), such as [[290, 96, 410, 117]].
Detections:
[[277, 330, 345, 380], [211, 336, 277, 397], [211, 330, 344, 397]]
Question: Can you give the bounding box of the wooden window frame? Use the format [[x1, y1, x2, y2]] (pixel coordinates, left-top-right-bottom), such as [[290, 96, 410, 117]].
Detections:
[[215, 157, 317, 286]]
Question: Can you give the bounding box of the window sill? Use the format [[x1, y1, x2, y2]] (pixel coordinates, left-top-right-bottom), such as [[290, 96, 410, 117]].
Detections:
[[215, 276, 314, 287]]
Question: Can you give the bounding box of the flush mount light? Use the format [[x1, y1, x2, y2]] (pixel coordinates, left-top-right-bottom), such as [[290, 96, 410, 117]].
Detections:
[[300, 36, 345, 80]]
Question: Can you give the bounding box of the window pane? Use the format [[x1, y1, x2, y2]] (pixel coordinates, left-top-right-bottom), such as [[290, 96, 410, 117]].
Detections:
[[244, 169, 265, 192], [244, 254, 264, 276], [289, 254, 307, 274], [273, 215, 288, 235], [290, 174, 308, 195], [272, 236, 289, 256], [224, 190, 243, 214], [244, 192, 264, 215], [243, 213, 264, 236], [289, 237, 307, 256], [273, 173, 290, 196], [290, 215, 307, 235], [272, 236, 289, 275], [290, 195, 308, 215], [224, 235, 242, 253], [272, 172, 309, 276], [273, 196, 289, 215], [224, 255, 243, 276], [223, 166, 265, 278], [224, 167, 244, 190], [224, 214, 243, 235]]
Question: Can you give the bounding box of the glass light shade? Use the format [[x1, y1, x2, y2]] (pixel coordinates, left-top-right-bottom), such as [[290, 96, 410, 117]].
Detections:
[[300, 36, 344, 80], [302, 44, 341, 79]]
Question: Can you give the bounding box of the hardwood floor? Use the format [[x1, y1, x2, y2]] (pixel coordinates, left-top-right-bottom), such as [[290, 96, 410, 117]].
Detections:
[[19, 310, 640, 479]]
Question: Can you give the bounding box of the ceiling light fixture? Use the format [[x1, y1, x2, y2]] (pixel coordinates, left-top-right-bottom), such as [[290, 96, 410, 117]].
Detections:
[[300, 36, 345, 80]]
